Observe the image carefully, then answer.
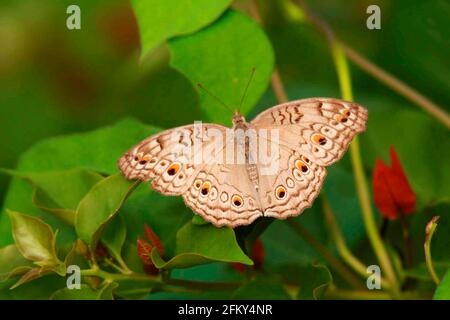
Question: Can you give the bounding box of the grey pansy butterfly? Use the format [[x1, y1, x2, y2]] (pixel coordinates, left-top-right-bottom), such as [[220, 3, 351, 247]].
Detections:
[[118, 98, 368, 228]]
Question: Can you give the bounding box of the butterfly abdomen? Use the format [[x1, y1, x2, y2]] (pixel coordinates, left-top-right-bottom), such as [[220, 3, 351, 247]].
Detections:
[[246, 163, 260, 188]]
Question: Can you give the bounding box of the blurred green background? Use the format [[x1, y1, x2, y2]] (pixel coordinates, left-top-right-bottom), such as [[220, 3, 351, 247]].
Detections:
[[0, 0, 449, 299]]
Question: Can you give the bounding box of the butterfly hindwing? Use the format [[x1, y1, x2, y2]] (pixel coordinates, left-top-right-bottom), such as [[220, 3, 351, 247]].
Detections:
[[183, 164, 263, 227]]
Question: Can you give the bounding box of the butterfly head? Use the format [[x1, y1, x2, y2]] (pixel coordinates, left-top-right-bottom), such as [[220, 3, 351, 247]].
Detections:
[[232, 111, 246, 126]]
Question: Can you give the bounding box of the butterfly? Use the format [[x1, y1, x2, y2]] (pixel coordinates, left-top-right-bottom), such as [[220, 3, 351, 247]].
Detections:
[[118, 98, 368, 228]]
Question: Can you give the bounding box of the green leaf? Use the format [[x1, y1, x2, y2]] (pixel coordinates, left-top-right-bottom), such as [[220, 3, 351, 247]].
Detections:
[[50, 284, 99, 300], [0, 273, 67, 299], [270, 263, 332, 300], [0, 119, 159, 247], [2, 168, 103, 225], [7, 210, 61, 267], [131, 0, 232, 58], [324, 164, 368, 249], [121, 183, 192, 259], [191, 214, 209, 225], [433, 269, 450, 300], [10, 268, 45, 290], [232, 276, 291, 300], [98, 281, 118, 300], [75, 173, 139, 254], [169, 9, 274, 123], [296, 263, 333, 300], [151, 221, 252, 269], [101, 215, 127, 266], [0, 244, 34, 281]]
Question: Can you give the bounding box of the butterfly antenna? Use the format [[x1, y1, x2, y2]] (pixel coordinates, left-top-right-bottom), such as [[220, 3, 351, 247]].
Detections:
[[238, 67, 256, 112], [196, 83, 234, 114]]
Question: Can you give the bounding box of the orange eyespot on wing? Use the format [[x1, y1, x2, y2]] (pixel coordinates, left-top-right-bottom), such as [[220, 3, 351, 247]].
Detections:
[[231, 195, 244, 208], [201, 181, 211, 196], [275, 186, 287, 200], [167, 163, 180, 176], [311, 133, 327, 146], [295, 160, 309, 173]]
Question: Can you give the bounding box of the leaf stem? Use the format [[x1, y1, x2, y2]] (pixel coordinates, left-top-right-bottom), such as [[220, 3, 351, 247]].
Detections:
[[287, 219, 365, 289], [340, 45, 450, 129], [288, 3, 400, 292], [249, 0, 288, 103], [271, 70, 289, 103], [424, 216, 440, 285], [80, 267, 159, 284], [321, 197, 391, 290], [330, 30, 400, 295]]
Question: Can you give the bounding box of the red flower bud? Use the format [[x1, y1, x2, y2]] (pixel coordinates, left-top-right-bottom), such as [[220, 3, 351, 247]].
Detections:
[[144, 224, 164, 256], [373, 146, 416, 220], [137, 225, 165, 275], [136, 236, 153, 266]]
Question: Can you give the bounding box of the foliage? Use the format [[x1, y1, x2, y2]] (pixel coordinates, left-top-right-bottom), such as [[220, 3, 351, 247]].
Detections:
[[0, 0, 449, 300]]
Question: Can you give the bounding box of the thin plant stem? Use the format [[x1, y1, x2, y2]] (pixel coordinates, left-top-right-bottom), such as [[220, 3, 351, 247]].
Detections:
[[290, 8, 399, 289], [424, 216, 440, 285], [321, 197, 391, 290], [331, 43, 399, 293], [249, 0, 288, 103], [271, 70, 289, 103], [80, 267, 160, 284], [102, 258, 128, 274], [287, 219, 365, 289], [341, 45, 450, 129]]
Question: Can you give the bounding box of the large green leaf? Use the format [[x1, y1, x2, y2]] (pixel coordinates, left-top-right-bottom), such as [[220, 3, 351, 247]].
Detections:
[[0, 274, 67, 300], [101, 215, 127, 267], [131, 0, 232, 58], [1, 169, 103, 225], [433, 269, 450, 300], [0, 119, 159, 247], [75, 174, 139, 254], [151, 221, 252, 269], [170, 9, 274, 124]]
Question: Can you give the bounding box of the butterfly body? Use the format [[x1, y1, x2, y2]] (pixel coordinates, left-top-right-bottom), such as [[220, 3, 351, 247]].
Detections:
[[119, 98, 368, 228]]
